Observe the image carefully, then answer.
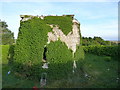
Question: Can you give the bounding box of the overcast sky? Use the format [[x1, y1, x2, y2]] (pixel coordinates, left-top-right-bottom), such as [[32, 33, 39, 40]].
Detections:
[[0, 0, 119, 41]]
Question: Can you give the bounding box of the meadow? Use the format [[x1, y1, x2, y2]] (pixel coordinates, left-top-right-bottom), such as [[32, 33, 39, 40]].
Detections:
[[2, 45, 119, 88]]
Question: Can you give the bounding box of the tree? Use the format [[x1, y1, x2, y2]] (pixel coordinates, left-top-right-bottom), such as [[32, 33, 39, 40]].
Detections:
[[82, 36, 111, 46], [0, 20, 14, 45]]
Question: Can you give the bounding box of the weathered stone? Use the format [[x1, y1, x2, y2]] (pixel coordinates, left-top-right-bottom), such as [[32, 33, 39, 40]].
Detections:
[[47, 19, 80, 53]]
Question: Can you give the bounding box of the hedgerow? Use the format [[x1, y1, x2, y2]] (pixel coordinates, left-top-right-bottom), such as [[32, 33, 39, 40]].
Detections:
[[83, 45, 120, 57]]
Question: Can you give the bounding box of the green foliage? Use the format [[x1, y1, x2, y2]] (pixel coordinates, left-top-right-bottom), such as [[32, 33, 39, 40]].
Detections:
[[82, 36, 111, 46], [83, 54, 118, 88], [8, 45, 15, 64], [2, 45, 118, 88], [2, 51, 118, 88], [13, 16, 84, 79], [0, 20, 14, 45], [44, 16, 72, 35], [74, 45, 85, 71], [46, 41, 73, 79], [45, 41, 84, 80], [74, 45, 84, 61], [24, 15, 31, 18], [1, 45, 10, 64], [104, 56, 111, 62], [47, 41, 73, 63], [13, 17, 51, 78], [83, 45, 120, 60]]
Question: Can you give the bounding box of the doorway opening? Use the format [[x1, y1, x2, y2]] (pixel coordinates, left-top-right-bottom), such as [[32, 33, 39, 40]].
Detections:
[[43, 46, 47, 60], [42, 46, 49, 69], [42, 45, 47, 63]]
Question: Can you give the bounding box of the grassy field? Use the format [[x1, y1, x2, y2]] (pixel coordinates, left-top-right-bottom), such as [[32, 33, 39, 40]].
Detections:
[[2, 45, 119, 88]]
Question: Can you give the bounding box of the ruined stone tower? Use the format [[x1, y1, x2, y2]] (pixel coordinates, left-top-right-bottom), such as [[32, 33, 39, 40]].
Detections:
[[13, 15, 84, 79]]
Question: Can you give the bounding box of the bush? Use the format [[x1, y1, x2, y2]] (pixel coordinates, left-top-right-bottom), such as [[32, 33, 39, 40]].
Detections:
[[83, 45, 120, 58], [104, 56, 111, 62]]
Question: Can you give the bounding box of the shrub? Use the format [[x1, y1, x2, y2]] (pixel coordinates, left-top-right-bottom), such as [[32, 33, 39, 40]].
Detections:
[[104, 56, 111, 62], [83, 45, 120, 58]]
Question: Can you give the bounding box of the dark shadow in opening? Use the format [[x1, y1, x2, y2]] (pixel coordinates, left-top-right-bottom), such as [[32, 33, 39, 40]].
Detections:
[[43, 46, 47, 60]]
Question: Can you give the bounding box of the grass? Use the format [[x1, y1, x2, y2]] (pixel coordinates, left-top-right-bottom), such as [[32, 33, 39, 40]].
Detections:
[[46, 54, 118, 88], [1, 45, 39, 88], [83, 54, 118, 88], [2, 45, 119, 88]]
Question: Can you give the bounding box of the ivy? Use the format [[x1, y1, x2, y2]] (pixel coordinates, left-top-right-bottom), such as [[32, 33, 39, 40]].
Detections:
[[13, 16, 84, 79], [44, 16, 72, 35]]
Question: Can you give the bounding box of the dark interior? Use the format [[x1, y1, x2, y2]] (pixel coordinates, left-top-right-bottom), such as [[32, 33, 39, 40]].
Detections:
[[43, 47, 47, 60]]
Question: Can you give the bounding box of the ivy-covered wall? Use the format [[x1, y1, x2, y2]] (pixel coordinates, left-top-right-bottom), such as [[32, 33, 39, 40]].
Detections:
[[44, 16, 72, 35], [13, 17, 51, 77], [13, 15, 84, 79]]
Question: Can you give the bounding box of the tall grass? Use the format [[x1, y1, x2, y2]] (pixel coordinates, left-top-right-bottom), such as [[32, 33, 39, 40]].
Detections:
[[2, 45, 118, 88]]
